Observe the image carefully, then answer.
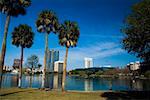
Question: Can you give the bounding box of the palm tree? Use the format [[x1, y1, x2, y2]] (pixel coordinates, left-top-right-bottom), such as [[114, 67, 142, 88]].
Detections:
[[0, 0, 31, 87], [12, 24, 34, 88], [35, 10, 59, 88], [58, 20, 80, 91]]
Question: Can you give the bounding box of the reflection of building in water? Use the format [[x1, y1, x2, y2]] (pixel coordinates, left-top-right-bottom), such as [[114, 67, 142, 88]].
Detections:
[[53, 74, 58, 89], [44, 74, 62, 89], [54, 61, 63, 73], [84, 79, 93, 91], [132, 80, 143, 91], [47, 50, 59, 73], [58, 74, 62, 88], [11, 75, 18, 87], [53, 74, 62, 89], [45, 74, 54, 89]]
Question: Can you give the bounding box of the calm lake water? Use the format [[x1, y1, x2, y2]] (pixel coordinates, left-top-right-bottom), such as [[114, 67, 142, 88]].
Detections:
[[1, 73, 150, 91]]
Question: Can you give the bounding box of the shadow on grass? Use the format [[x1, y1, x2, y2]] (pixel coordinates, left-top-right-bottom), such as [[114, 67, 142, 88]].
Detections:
[[0, 89, 35, 96], [101, 91, 150, 100]]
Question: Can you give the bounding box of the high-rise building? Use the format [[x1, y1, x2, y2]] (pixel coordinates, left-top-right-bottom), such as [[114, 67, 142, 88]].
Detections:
[[54, 61, 63, 73], [84, 57, 93, 68], [46, 50, 59, 72]]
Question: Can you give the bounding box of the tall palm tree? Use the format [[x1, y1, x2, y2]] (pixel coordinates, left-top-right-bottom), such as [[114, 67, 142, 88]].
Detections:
[[12, 24, 34, 88], [0, 0, 31, 87], [58, 20, 80, 91], [35, 10, 59, 88]]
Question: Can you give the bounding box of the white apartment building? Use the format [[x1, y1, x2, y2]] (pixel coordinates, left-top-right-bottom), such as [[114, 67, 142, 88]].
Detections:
[[84, 57, 93, 68], [54, 61, 63, 73]]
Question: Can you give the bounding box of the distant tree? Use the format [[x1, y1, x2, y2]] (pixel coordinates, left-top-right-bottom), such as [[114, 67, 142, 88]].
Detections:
[[38, 63, 42, 69], [0, 0, 31, 88], [58, 20, 80, 91], [122, 0, 150, 62], [26, 55, 39, 74], [12, 24, 34, 88], [35, 10, 59, 88]]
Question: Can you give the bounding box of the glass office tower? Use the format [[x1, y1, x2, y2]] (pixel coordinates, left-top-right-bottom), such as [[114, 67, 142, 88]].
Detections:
[[46, 49, 59, 73]]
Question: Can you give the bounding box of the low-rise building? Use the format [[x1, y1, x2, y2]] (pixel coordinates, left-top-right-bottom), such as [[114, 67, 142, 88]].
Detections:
[[3, 66, 11, 71], [127, 61, 140, 71], [12, 69, 19, 74]]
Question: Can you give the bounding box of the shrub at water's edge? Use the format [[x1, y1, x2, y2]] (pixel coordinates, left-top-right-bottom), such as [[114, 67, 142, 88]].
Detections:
[[69, 67, 150, 79]]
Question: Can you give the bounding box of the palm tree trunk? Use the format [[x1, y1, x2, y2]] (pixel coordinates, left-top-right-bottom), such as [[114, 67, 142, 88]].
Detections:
[[0, 15, 10, 88], [29, 75, 32, 88], [30, 65, 33, 87], [62, 47, 69, 92], [18, 47, 24, 88], [42, 32, 48, 88]]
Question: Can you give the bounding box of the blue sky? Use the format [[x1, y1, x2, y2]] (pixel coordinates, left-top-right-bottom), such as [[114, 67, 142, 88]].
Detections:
[[0, 0, 140, 70]]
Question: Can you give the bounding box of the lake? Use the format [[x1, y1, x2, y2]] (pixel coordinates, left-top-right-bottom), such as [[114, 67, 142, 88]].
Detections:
[[1, 73, 150, 91]]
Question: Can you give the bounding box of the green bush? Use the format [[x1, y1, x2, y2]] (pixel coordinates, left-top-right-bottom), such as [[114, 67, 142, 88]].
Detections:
[[95, 71, 103, 75], [144, 70, 150, 78]]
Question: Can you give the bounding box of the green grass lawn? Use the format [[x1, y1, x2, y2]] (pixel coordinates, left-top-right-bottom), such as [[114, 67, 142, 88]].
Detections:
[[0, 88, 106, 100], [0, 88, 150, 100]]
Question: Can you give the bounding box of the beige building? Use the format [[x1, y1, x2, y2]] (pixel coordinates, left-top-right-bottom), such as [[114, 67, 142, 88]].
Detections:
[[54, 61, 63, 73]]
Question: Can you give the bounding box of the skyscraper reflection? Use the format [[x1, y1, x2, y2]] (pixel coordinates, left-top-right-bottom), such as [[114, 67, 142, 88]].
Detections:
[[84, 79, 93, 91], [11, 75, 18, 87], [53, 74, 58, 89]]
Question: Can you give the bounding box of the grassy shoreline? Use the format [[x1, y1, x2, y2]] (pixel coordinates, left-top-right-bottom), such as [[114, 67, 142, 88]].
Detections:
[[0, 88, 150, 100]]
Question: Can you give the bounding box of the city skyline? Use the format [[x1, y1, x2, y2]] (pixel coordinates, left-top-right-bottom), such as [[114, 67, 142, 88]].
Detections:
[[0, 0, 140, 70]]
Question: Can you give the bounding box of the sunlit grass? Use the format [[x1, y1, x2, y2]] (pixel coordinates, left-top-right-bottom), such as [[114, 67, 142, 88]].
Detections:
[[0, 88, 106, 100]]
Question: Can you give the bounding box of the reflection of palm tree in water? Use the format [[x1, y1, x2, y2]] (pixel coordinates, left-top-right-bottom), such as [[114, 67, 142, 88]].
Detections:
[[29, 75, 33, 88], [29, 74, 41, 88]]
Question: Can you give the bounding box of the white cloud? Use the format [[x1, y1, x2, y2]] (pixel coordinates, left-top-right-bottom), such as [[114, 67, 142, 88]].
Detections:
[[57, 42, 125, 70]]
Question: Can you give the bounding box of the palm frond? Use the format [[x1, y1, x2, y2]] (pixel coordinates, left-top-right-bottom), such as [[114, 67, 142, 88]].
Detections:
[[0, 0, 31, 16], [58, 20, 80, 48], [12, 24, 34, 48], [35, 10, 60, 34]]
